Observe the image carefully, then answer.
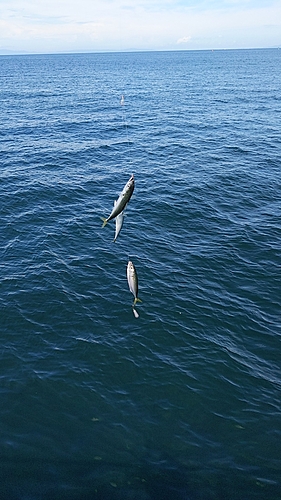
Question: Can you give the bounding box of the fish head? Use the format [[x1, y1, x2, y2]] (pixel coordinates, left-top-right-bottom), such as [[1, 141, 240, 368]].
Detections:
[[127, 260, 135, 277]]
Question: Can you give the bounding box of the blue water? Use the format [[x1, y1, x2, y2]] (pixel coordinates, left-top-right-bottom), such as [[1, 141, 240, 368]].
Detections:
[[1, 49, 281, 499]]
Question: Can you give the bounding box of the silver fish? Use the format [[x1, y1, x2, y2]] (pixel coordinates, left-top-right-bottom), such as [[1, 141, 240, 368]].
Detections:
[[102, 174, 134, 228], [132, 307, 139, 319], [113, 200, 125, 242], [127, 260, 142, 306]]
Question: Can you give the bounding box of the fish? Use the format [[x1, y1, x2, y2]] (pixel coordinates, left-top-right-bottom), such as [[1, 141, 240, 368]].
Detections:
[[102, 174, 134, 228], [132, 307, 139, 319], [127, 260, 142, 307], [113, 200, 125, 242]]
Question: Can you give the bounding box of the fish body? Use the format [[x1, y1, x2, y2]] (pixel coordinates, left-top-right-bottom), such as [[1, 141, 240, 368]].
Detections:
[[113, 201, 125, 242], [127, 260, 141, 306], [102, 175, 134, 227]]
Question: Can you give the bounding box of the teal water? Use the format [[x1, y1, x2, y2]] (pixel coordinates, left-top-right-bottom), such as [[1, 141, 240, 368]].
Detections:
[[1, 49, 281, 499]]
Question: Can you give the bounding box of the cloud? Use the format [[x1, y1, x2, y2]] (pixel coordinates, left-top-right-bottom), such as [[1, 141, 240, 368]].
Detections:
[[0, 18, 103, 41], [177, 36, 192, 44]]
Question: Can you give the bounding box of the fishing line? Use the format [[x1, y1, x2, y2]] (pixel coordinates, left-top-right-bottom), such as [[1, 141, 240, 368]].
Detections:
[[120, 93, 133, 168]]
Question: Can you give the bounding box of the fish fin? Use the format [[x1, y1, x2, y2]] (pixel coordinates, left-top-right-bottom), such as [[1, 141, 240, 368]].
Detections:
[[133, 298, 142, 306], [101, 217, 108, 228]]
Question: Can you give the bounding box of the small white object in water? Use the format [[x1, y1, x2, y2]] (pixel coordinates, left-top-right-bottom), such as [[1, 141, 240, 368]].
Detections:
[[132, 307, 139, 319]]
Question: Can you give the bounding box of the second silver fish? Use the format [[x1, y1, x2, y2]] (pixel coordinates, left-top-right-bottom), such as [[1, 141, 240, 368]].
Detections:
[[113, 200, 125, 242]]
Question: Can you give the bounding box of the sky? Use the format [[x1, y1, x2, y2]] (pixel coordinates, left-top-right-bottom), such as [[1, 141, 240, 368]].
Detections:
[[0, 0, 280, 54]]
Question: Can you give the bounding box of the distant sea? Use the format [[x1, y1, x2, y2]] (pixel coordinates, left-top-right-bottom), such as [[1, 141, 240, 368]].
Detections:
[[1, 48, 281, 500]]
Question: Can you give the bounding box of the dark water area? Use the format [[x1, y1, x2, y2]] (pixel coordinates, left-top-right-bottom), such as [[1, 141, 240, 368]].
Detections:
[[1, 48, 281, 499]]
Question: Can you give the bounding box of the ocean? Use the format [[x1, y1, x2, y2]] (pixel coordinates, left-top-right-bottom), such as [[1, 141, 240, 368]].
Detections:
[[1, 48, 281, 499]]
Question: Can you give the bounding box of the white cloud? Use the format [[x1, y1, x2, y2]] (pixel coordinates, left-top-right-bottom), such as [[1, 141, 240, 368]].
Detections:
[[177, 36, 192, 44]]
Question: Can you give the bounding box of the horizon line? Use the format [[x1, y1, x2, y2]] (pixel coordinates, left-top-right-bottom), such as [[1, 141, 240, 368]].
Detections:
[[0, 45, 280, 57]]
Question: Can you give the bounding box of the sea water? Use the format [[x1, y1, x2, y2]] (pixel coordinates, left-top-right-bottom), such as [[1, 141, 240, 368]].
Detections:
[[1, 49, 281, 499]]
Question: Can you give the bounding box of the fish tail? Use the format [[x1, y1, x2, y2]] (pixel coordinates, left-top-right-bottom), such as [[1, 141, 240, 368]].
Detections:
[[101, 217, 108, 228], [133, 297, 142, 306]]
